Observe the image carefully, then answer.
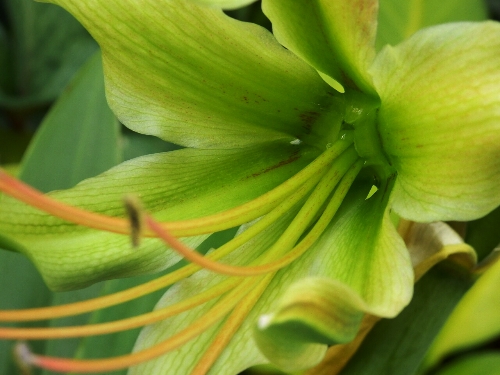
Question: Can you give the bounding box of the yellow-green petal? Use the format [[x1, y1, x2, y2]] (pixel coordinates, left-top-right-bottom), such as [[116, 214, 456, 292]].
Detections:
[[371, 22, 500, 221], [254, 278, 366, 372], [262, 0, 378, 94], [42, 0, 340, 149]]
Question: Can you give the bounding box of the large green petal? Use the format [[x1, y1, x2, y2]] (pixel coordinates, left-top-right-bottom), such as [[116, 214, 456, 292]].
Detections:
[[371, 22, 500, 222], [262, 0, 378, 94], [41, 0, 341, 149], [0, 142, 317, 290], [303, 221, 477, 375]]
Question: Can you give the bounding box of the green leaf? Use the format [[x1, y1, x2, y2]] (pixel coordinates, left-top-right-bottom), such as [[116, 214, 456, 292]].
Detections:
[[0, 129, 32, 165], [18, 51, 120, 192], [339, 264, 473, 375], [433, 352, 500, 375], [0, 52, 122, 374], [376, 0, 488, 49], [0, 25, 12, 94], [371, 22, 500, 222], [42, 0, 340, 149], [0, 142, 318, 290], [465, 206, 500, 261], [1, 0, 97, 108], [424, 258, 500, 369], [262, 0, 378, 95]]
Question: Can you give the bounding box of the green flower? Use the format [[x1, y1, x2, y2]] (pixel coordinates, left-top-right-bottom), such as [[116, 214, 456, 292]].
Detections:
[[0, 0, 498, 373]]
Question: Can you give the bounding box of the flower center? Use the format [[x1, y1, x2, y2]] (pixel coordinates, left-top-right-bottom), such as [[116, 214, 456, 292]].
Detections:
[[345, 90, 395, 181]]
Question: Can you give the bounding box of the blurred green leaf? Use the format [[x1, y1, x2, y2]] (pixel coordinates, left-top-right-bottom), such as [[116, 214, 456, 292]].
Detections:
[[18, 51, 120, 192], [465, 206, 500, 261], [0, 52, 121, 374], [339, 264, 473, 375], [433, 352, 500, 375], [0, 24, 11, 93], [40, 283, 106, 371], [242, 364, 287, 375], [0, 251, 50, 375], [121, 131, 181, 162], [423, 258, 500, 369], [376, 0, 488, 49], [0, 129, 32, 165], [1, 0, 97, 108]]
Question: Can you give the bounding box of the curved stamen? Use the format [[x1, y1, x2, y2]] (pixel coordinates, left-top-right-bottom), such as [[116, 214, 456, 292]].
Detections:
[[0, 169, 321, 322], [189, 273, 275, 375], [0, 136, 353, 238], [0, 277, 239, 339], [15, 276, 267, 373]]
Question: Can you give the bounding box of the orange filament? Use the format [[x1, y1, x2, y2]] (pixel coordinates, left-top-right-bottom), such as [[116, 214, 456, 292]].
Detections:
[[0, 263, 200, 322], [147, 214, 286, 276], [190, 273, 275, 375], [0, 277, 239, 339], [15, 276, 264, 373]]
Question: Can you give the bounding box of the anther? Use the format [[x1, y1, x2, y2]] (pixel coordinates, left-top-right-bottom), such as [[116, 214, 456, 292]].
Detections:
[[124, 195, 144, 247]]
